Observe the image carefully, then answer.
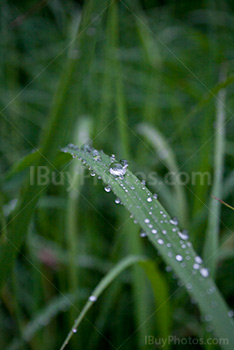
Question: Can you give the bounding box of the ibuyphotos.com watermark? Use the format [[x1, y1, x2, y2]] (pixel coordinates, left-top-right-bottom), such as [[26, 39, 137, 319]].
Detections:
[[29, 166, 212, 191], [145, 335, 229, 347]]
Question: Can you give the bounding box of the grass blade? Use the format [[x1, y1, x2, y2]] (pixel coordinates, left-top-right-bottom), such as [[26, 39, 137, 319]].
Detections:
[[61, 144, 234, 350], [60, 255, 146, 350], [203, 67, 227, 277], [137, 122, 188, 227]]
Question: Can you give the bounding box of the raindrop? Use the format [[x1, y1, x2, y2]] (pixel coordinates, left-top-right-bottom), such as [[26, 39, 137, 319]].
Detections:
[[153, 193, 158, 199], [152, 229, 157, 234], [162, 230, 167, 235], [89, 295, 97, 302], [178, 230, 188, 240], [175, 254, 183, 262], [166, 266, 172, 272], [193, 263, 200, 270], [228, 310, 234, 318], [158, 239, 164, 245], [195, 256, 203, 264], [72, 328, 78, 333], [90, 172, 96, 177], [104, 185, 111, 192], [109, 162, 128, 177], [110, 154, 116, 162], [115, 198, 121, 204], [200, 268, 209, 278], [144, 219, 150, 224], [140, 232, 147, 238], [170, 217, 179, 226], [81, 144, 91, 152], [147, 197, 152, 202]]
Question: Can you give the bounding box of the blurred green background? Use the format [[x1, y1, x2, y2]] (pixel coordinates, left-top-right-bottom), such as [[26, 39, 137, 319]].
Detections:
[[0, 0, 234, 349]]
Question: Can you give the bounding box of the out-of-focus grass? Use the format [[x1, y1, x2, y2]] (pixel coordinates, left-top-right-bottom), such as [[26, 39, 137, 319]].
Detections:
[[0, 1, 234, 350]]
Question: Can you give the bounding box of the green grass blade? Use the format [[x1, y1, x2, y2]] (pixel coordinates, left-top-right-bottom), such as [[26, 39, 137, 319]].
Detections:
[[139, 260, 171, 350], [60, 255, 146, 350], [203, 67, 227, 277], [137, 122, 188, 227], [61, 144, 234, 350]]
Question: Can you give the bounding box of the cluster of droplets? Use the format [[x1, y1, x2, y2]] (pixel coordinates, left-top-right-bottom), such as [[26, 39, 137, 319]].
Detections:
[[63, 146, 211, 285]]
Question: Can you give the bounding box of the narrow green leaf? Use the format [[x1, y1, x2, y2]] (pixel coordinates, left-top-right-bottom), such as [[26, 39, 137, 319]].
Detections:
[[203, 67, 227, 277], [61, 144, 234, 350], [60, 255, 146, 350]]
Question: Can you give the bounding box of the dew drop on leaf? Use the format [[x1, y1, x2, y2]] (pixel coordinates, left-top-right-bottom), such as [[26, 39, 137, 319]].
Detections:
[[200, 268, 209, 278], [109, 162, 128, 177], [89, 295, 97, 302], [104, 185, 111, 192], [176, 254, 183, 262]]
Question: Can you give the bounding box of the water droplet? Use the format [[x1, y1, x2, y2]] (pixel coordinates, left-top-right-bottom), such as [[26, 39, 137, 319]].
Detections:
[[195, 256, 203, 264], [175, 254, 183, 262], [109, 162, 128, 177], [110, 154, 116, 162], [92, 150, 101, 161], [193, 263, 200, 270], [200, 268, 209, 278], [228, 310, 234, 318], [89, 295, 97, 302], [81, 144, 91, 152], [72, 328, 78, 333], [170, 217, 179, 226], [162, 230, 167, 235], [140, 232, 147, 238], [90, 171, 96, 177], [147, 197, 152, 202], [178, 230, 188, 240], [104, 185, 111, 192], [158, 239, 164, 245], [153, 193, 158, 199], [144, 219, 150, 224], [166, 266, 172, 272], [152, 229, 157, 234], [115, 198, 121, 204]]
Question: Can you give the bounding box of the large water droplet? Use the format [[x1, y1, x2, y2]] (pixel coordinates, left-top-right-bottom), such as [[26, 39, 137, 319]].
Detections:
[[147, 197, 152, 202], [109, 162, 128, 177]]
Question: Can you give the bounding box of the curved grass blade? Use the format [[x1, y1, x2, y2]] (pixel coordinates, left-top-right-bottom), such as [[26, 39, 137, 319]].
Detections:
[[61, 144, 234, 350], [60, 255, 146, 350], [137, 122, 188, 227]]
